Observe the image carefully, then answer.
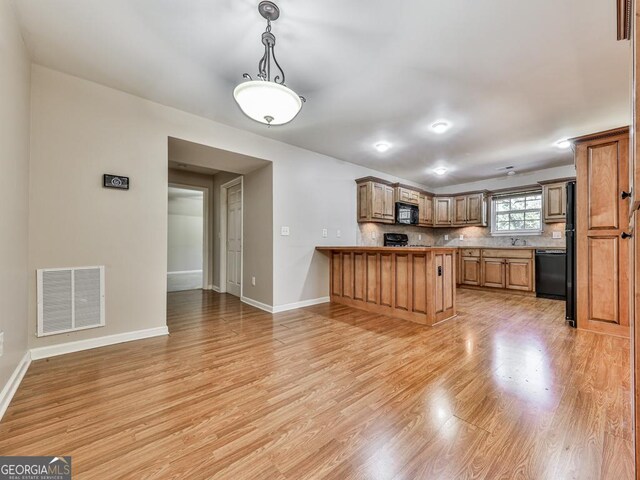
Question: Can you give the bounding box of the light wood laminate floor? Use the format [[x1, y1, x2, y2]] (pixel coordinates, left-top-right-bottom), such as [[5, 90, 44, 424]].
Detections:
[[1, 289, 633, 479]]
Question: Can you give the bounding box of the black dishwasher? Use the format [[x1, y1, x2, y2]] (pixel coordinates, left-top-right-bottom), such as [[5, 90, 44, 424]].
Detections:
[[535, 250, 566, 300]]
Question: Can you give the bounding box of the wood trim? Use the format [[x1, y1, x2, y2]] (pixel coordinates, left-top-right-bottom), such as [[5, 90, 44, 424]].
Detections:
[[618, 0, 632, 40], [354, 176, 395, 186], [537, 177, 576, 185], [569, 126, 630, 145]]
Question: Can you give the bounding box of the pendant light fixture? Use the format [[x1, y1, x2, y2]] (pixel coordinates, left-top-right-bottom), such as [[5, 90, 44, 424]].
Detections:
[[233, 1, 305, 126]]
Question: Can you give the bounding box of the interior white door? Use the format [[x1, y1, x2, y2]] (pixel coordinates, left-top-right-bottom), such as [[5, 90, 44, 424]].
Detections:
[[226, 183, 242, 297]]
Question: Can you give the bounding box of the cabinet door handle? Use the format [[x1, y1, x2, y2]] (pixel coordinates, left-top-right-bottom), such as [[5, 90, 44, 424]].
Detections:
[[621, 190, 632, 199], [621, 232, 633, 239]]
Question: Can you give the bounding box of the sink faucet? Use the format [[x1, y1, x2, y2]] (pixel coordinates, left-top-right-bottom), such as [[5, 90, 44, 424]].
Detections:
[[510, 238, 527, 246]]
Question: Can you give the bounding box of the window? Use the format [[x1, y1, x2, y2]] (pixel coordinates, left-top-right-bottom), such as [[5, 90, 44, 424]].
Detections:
[[491, 191, 542, 235]]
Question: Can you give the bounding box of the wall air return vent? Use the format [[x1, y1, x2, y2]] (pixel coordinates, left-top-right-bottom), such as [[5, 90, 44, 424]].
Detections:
[[37, 266, 105, 337]]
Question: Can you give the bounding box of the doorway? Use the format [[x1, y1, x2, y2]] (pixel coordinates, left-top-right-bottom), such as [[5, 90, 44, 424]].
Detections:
[[220, 177, 243, 297], [167, 185, 208, 292]]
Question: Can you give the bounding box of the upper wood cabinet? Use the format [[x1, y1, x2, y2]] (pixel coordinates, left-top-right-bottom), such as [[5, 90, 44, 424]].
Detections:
[[466, 193, 486, 225], [395, 186, 420, 205], [572, 127, 630, 337], [453, 196, 467, 225], [451, 192, 487, 226], [434, 197, 453, 226], [541, 181, 567, 223], [418, 194, 433, 226], [356, 178, 395, 223]]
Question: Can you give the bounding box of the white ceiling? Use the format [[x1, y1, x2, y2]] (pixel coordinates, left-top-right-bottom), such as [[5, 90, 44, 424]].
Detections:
[[13, 0, 631, 186]]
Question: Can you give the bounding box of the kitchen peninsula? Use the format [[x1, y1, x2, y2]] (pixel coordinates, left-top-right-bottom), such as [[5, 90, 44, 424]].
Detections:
[[316, 246, 456, 326]]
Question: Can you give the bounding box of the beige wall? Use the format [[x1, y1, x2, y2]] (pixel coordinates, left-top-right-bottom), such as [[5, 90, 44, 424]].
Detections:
[[0, 0, 30, 393], [28, 65, 425, 350], [243, 164, 273, 305]]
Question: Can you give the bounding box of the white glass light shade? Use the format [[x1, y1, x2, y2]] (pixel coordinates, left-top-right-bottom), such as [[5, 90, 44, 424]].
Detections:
[[233, 80, 303, 126]]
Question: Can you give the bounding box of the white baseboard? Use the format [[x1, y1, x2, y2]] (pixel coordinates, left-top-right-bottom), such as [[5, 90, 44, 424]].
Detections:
[[30, 326, 169, 360], [273, 297, 330, 313], [241, 296, 274, 313], [0, 351, 31, 421], [241, 296, 330, 314], [211, 285, 221, 293]]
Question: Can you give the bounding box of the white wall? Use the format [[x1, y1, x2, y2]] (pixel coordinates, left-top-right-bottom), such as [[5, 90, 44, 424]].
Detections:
[[28, 65, 425, 347], [0, 0, 30, 401], [167, 189, 204, 292], [168, 190, 204, 272]]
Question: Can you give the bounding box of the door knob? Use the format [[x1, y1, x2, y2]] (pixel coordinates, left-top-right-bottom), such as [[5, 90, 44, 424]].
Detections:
[[621, 190, 632, 199], [621, 232, 633, 239]]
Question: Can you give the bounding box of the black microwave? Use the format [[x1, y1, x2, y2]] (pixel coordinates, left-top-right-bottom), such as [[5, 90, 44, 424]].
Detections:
[[395, 202, 419, 225]]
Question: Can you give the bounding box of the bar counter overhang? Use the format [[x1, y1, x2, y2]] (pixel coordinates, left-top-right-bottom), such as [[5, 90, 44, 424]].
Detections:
[[316, 247, 457, 326]]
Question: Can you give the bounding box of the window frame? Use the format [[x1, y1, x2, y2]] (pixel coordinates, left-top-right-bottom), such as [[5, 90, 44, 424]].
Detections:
[[490, 190, 543, 236]]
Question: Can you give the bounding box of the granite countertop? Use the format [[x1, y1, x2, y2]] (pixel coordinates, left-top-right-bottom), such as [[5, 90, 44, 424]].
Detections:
[[456, 245, 566, 250], [316, 246, 457, 253]]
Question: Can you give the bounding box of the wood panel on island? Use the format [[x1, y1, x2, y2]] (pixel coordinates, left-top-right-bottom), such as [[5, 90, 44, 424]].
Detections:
[[355, 177, 488, 227], [316, 246, 456, 326]]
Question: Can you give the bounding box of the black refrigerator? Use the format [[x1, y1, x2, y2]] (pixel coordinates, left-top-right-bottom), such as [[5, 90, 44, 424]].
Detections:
[[565, 181, 577, 327]]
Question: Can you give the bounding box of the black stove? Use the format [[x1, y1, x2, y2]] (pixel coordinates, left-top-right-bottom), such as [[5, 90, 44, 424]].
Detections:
[[383, 233, 408, 247]]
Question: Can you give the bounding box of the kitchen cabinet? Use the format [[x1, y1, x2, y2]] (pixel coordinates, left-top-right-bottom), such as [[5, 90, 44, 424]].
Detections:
[[395, 186, 420, 205], [466, 193, 486, 225], [541, 181, 567, 223], [453, 196, 467, 225], [418, 193, 433, 226], [482, 257, 506, 288], [463, 249, 535, 292], [434, 197, 453, 226], [505, 258, 534, 291], [461, 257, 481, 286], [451, 193, 487, 227], [356, 178, 395, 223], [573, 127, 630, 337]]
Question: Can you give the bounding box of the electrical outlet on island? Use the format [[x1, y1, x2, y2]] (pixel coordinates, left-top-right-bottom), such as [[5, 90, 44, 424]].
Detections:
[[444, 234, 449, 241]]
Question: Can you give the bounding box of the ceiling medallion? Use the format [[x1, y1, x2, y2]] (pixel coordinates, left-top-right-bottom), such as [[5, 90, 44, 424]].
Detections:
[[233, 1, 305, 126]]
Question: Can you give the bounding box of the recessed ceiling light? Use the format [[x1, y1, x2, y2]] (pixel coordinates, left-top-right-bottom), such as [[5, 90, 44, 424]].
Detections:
[[375, 142, 391, 153], [431, 121, 451, 134], [555, 139, 571, 149], [507, 171, 516, 176], [433, 167, 448, 175]]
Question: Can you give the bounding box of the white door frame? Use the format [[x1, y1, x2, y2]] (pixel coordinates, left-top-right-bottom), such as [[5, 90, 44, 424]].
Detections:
[[168, 183, 209, 289], [220, 176, 243, 296]]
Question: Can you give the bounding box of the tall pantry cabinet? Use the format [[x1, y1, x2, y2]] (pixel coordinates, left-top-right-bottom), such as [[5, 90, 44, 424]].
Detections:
[[572, 127, 630, 337]]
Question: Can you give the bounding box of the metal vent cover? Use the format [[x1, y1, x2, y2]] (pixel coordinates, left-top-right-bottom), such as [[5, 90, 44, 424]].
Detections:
[[37, 266, 105, 336]]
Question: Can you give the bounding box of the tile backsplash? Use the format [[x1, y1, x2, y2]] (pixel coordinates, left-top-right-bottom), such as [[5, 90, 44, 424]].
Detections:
[[358, 222, 566, 248], [357, 223, 437, 246]]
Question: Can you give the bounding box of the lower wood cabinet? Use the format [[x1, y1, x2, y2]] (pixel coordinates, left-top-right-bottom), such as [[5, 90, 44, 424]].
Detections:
[[462, 250, 535, 292], [505, 259, 534, 291], [461, 257, 481, 285], [482, 258, 506, 288]]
